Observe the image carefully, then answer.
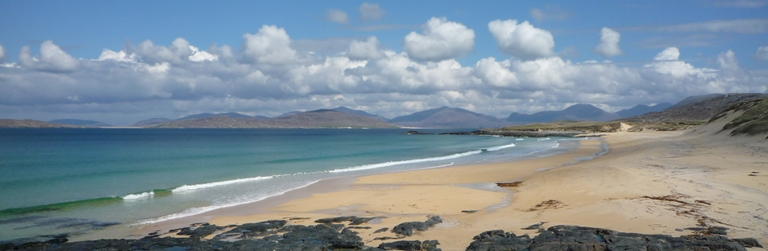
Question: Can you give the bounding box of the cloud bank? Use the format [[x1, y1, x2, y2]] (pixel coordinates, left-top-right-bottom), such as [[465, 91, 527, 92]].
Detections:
[[1, 18, 766, 125]]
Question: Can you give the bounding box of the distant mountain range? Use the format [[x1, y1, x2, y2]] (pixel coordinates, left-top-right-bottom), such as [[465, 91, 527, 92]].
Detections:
[[388, 106, 509, 128], [623, 93, 768, 122], [615, 103, 672, 118], [149, 109, 397, 129], [506, 104, 621, 123], [7, 93, 764, 129], [48, 119, 111, 127]]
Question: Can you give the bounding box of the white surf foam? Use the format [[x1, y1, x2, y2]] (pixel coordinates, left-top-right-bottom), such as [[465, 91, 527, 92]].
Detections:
[[137, 180, 320, 225], [172, 175, 274, 193], [485, 143, 516, 151], [329, 150, 483, 173], [516, 138, 524, 141], [537, 137, 551, 141], [123, 191, 154, 200]]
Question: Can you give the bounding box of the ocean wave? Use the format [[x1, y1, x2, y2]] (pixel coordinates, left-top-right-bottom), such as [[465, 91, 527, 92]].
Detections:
[[122, 191, 154, 200], [516, 138, 524, 141], [172, 175, 274, 193], [328, 150, 482, 173], [537, 137, 551, 141], [136, 180, 320, 225], [484, 143, 516, 152]]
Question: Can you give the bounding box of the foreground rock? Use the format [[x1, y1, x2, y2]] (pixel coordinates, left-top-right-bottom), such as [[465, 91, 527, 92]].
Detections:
[[467, 225, 762, 251], [2, 221, 761, 251]]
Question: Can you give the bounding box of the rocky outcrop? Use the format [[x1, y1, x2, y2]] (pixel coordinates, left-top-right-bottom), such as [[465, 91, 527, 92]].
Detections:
[[466, 225, 761, 251], [3, 221, 760, 251], [391, 216, 442, 237]]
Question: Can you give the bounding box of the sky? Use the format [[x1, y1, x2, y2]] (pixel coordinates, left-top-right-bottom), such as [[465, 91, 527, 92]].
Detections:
[[1, 0, 767, 125]]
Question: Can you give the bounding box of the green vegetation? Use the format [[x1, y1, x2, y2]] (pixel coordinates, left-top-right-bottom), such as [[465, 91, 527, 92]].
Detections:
[[625, 121, 706, 132], [492, 121, 623, 133], [721, 98, 768, 136]]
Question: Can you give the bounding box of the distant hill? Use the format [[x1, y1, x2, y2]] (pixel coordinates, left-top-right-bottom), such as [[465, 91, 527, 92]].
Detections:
[[389, 106, 508, 129], [150, 109, 398, 128], [48, 119, 110, 127], [708, 97, 768, 136], [507, 104, 620, 123], [178, 112, 260, 120], [623, 93, 768, 122], [0, 119, 75, 128], [132, 118, 172, 127], [615, 103, 672, 118], [133, 112, 268, 126], [332, 107, 388, 121]]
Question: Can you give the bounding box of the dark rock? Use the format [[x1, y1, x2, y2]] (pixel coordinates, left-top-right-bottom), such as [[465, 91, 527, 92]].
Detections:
[[461, 210, 478, 213], [215, 220, 286, 239], [707, 226, 729, 235], [279, 224, 364, 249], [348, 226, 372, 229], [374, 227, 389, 234], [378, 240, 441, 251], [392, 216, 442, 237], [467, 230, 531, 251], [315, 216, 380, 225], [522, 222, 545, 230], [733, 238, 764, 248], [176, 223, 217, 239]]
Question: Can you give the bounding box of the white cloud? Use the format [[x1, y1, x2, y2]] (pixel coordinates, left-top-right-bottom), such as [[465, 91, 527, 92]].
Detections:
[[654, 47, 680, 61], [347, 36, 383, 60], [755, 46, 768, 61], [2, 26, 766, 125], [594, 27, 622, 57], [359, 3, 384, 22], [239, 25, 297, 65], [188, 45, 218, 62], [474, 57, 519, 88], [488, 19, 555, 60], [530, 5, 569, 21], [717, 50, 739, 71], [403, 17, 475, 62], [18, 40, 80, 72], [98, 49, 136, 62], [326, 9, 348, 24]]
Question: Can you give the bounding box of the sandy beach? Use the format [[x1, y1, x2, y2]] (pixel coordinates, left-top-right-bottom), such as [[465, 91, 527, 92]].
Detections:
[[139, 127, 768, 250]]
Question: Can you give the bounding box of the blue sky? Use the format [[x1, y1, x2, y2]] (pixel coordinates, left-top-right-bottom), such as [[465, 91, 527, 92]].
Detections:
[[1, 0, 767, 125]]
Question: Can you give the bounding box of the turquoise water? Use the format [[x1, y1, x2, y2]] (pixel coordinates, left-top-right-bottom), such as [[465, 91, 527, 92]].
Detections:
[[0, 128, 566, 241]]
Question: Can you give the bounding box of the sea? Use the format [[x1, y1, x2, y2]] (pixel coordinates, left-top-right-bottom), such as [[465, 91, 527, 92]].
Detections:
[[0, 128, 575, 242]]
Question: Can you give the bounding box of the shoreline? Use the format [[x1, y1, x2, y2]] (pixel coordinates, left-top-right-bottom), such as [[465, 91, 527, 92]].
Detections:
[[135, 130, 768, 250], [132, 137, 604, 247]]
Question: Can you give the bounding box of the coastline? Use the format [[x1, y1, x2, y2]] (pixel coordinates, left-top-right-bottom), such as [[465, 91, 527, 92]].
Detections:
[[134, 129, 768, 250], [133, 137, 604, 247]]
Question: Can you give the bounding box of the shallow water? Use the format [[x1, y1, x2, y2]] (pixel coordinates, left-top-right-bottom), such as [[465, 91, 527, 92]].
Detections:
[[0, 128, 570, 242]]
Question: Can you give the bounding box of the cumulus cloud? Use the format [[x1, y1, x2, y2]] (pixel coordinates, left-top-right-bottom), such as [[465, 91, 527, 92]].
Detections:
[[474, 57, 519, 88], [18, 40, 80, 72], [359, 3, 384, 22], [98, 49, 136, 62], [654, 47, 680, 61], [403, 17, 475, 62], [755, 46, 768, 61], [326, 9, 348, 24], [2, 24, 766, 125], [188, 45, 218, 62], [594, 27, 622, 57], [347, 37, 384, 60], [488, 19, 555, 60], [718, 50, 739, 71], [239, 25, 297, 65]]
